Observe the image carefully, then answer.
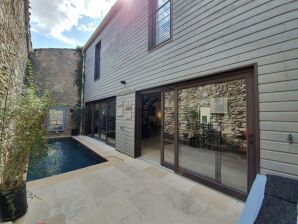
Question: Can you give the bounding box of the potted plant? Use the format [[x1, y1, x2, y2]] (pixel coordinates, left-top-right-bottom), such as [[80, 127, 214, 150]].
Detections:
[[71, 105, 84, 136], [0, 61, 51, 222]]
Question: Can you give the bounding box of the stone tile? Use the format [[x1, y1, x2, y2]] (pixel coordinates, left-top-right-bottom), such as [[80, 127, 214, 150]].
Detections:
[[211, 212, 240, 224], [80, 172, 116, 204], [17, 185, 62, 224], [190, 185, 237, 212], [43, 214, 66, 224], [97, 167, 131, 186], [129, 189, 196, 224], [161, 173, 197, 193], [162, 187, 207, 218], [54, 179, 102, 224], [118, 212, 148, 224], [198, 205, 226, 224], [16, 136, 243, 224], [143, 166, 169, 179], [97, 191, 141, 224], [126, 158, 153, 170]]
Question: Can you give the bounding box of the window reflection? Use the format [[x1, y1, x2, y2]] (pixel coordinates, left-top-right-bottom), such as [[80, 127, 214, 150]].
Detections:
[[177, 79, 247, 192]]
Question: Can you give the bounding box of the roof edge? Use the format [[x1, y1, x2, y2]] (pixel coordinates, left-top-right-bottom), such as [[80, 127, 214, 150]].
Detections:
[[83, 0, 123, 52]]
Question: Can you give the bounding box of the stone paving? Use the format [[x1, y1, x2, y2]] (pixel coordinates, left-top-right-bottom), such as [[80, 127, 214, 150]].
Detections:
[[14, 136, 244, 224]]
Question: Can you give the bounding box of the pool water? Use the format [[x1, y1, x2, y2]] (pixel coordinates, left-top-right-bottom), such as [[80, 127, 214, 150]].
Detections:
[[27, 138, 106, 181]]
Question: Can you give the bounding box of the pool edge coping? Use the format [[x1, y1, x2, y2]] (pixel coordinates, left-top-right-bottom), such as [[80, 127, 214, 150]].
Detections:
[[26, 136, 123, 189]]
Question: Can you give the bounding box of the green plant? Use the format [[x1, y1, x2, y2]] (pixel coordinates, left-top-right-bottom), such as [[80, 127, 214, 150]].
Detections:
[[71, 47, 85, 132], [75, 47, 84, 106], [71, 105, 85, 130], [187, 107, 199, 137], [0, 59, 52, 190]]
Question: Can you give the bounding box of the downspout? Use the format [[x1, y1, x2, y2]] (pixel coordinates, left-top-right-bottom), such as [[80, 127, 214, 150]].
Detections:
[[80, 49, 85, 135]]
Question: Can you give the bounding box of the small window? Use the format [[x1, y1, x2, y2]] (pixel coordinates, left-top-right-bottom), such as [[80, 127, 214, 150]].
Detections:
[[94, 41, 101, 81], [47, 107, 65, 132], [149, 0, 172, 50]]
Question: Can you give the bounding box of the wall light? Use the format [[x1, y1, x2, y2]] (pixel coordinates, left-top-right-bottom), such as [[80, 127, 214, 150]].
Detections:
[[157, 111, 161, 119]]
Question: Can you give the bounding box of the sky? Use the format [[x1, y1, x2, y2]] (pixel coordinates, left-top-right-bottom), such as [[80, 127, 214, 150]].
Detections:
[[30, 0, 117, 49]]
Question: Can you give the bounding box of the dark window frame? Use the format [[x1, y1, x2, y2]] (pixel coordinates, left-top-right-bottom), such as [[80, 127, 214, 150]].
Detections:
[[149, 0, 173, 51], [84, 97, 116, 147], [135, 65, 259, 201], [94, 41, 101, 81]]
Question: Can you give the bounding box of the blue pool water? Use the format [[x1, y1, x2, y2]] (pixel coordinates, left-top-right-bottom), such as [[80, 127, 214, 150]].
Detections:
[[27, 138, 106, 181]]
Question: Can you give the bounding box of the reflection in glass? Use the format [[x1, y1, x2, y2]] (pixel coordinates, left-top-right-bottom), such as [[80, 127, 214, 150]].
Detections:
[[99, 102, 107, 140], [177, 79, 247, 192], [163, 91, 175, 165], [156, 1, 171, 45], [85, 104, 93, 136], [93, 103, 100, 138], [107, 100, 116, 144]]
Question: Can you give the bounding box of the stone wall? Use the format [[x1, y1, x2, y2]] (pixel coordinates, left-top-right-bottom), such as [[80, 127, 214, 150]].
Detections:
[[30, 49, 81, 138], [164, 79, 247, 153], [0, 0, 31, 99]]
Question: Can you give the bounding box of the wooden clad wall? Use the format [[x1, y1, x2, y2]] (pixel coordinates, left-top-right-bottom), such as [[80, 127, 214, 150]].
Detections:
[[84, 0, 298, 178]]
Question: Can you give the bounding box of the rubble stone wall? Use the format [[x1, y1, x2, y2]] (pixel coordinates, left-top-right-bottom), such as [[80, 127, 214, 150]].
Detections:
[[30, 49, 81, 138], [0, 0, 30, 98], [164, 79, 247, 153]]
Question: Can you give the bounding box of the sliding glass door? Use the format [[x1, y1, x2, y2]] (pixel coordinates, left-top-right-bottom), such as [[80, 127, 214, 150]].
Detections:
[[161, 69, 256, 195], [85, 97, 116, 146], [99, 102, 107, 140], [177, 78, 248, 192], [161, 90, 175, 168], [94, 103, 100, 138], [107, 99, 116, 144]]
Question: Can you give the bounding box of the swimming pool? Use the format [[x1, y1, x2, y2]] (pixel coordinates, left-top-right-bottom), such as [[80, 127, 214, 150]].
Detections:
[[27, 138, 106, 181]]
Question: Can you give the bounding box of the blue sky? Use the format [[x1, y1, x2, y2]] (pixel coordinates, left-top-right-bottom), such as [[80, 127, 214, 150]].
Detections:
[[30, 0, 117, 48]]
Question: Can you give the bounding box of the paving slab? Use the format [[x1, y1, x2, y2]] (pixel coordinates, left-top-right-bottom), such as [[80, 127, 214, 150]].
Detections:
[[14, 136, 244, 224]]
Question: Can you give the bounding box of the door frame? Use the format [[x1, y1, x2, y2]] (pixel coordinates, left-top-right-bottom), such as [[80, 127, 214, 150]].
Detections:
[[85, 96, 116, 147], [135, 88, 163, 158], [160, 88, 176, 170], [135, 64, 259, 200]]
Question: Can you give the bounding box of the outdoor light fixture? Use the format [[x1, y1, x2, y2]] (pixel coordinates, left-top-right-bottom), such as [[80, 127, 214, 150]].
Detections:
[[120, 80, 126, 85], [157, 111, 161, 119], [287, 134, 293, 144]]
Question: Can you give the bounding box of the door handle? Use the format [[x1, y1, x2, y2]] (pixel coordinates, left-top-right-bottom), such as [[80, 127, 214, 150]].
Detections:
[[248, 134, 254, 144]]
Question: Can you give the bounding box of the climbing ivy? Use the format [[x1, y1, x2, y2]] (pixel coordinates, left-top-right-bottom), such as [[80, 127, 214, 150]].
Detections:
[[74, 47, 84, 107], [71, 47, 85, 132]]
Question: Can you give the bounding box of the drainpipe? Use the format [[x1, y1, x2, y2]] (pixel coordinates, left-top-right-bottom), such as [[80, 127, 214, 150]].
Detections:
[[80, 49, 85, 135]]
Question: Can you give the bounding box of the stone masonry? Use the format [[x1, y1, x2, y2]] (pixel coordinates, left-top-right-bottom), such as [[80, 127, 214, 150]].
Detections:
[[164, 79, 247, 153], [0, 0, 31, 99], [30, 49, 81, 138]]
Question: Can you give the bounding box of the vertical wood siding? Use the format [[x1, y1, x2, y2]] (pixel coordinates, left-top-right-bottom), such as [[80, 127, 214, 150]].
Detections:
[[84, 0, 298, 178]]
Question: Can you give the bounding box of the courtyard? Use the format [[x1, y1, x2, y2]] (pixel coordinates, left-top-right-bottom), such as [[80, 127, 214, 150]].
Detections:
[[15, 136, 243, 224]]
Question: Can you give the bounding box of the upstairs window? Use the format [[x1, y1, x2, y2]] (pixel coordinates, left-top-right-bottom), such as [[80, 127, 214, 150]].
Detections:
[[94, 41, 101, 81], [149, 0, 172, 50]]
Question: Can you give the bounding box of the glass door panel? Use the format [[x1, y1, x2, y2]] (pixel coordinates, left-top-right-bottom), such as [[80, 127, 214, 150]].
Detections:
[[219, 79, 247, 192], [107, 99, 116, 144], [93, 103, 100, 138], [99, 102, 107, 140], [177, 86, 216, 180], [162, 90, 175, 167], [85, 104, 93, 136], [177, 78, 248, 192]]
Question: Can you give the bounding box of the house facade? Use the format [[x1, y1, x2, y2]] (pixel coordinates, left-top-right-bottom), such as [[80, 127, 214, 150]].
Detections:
[[83, 0, 298, 199]]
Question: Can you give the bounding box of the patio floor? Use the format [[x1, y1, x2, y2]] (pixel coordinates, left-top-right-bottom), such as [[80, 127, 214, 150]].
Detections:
[[14, 136, 244, 224]]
